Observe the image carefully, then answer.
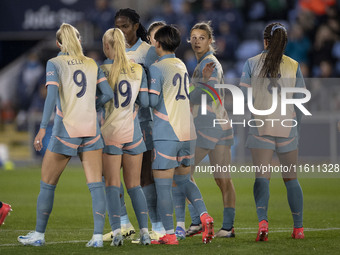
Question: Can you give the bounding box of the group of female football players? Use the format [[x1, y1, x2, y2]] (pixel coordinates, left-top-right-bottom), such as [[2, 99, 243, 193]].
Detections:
[[17, 7, 305, 247]]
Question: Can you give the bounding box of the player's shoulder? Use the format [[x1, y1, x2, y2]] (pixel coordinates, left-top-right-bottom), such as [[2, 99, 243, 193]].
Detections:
[[244, 53, 262, 72], [46, 56, 62, 72], [83, 56, 98, 66], [137, 41, 152, 54], [149, 61, 165, 80], [130, 61, 143, 72], [159, 56, 185, 69], [200, 54, 221, 68], [282, 54, 299, 67], [140, 41, 152, 49], [130, 61, 142, 68], [201, 53, 218, 63], [248, 53, 262, 63], [150, 61, 161, 71], [174, 57, 187, 68], [48, 55, 60, 65]]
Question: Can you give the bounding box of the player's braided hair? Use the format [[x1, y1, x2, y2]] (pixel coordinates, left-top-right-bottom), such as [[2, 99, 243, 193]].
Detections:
[[259, 22, 287, 78], [115, 8, 148, 42]]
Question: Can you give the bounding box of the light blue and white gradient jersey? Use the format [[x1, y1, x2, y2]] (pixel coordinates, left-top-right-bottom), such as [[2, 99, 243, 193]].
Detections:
[[190, 51, 232, 132], [126, 38, 158, 123], [240, 52, 306, 138], [149, 54, 196, 142], [100, 59, 148, 145], [44, 52, 109, 138]]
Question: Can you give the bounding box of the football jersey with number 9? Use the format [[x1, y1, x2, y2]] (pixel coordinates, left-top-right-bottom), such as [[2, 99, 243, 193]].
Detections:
[[46, 54, 99, 138]]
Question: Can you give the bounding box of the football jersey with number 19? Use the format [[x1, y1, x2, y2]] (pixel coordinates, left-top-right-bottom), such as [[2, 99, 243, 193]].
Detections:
[[100, 59, 148, 145]]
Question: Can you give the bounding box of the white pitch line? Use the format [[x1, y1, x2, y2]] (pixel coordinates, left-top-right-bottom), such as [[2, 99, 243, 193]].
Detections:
[[1, 228, 340, 247], [0, 229, 94, 232], [0, 240, 88, 247]]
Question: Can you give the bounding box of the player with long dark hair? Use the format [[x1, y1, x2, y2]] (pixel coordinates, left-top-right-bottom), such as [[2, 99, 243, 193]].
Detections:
[[240, 22, 305, 241]]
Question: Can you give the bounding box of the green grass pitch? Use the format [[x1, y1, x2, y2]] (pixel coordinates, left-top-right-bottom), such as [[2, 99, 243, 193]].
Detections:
[[0, 165, 340, 254]]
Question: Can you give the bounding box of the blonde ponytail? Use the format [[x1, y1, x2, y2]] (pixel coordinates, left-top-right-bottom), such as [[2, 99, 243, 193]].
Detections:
[[56, 23, 85, 59], [103, 28, 134, 89]]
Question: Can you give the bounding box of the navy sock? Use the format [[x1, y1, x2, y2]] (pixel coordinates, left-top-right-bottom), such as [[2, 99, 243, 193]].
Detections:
[[253, 178, 270, 222], [36, 181, 56, 233], [106, 185, 121, 231], [285, 179, 303, 228], [88, 182, 106, 234], [128, 186, 148, 230], [154, 178, 174, 232]]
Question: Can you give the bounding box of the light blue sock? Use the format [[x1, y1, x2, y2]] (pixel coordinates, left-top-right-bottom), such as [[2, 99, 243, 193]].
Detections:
[[154, 221, 164, 232], [188, 203, 201, 225], [106, 185, 121, 231], [36, 181, 56, 233], [285, 179, 303, 228], [120, 214, 130, 225], [172, 184, 186, 224], [128, 186, 148, 230], [254, 178, 270, 222], [102, 176, 109, 218], [120, 182, 130, 224], [156, 213, 164, 231], [142, 183, 158, 225], [222, 207, 235, 230], [174, 174, 207, 216], [154, 178, 174, 233], [87, 182, 106, 234]]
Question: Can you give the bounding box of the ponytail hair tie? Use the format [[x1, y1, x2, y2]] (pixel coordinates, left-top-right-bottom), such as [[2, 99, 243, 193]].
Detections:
[[271, 24, 286, 36]]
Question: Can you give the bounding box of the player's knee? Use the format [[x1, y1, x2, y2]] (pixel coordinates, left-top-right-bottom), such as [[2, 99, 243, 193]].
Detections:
[[173, 174, 190, 186]]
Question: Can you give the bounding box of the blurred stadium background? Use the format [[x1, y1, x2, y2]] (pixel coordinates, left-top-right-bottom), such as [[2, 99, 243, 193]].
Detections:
[[0, 0, 339, 165]]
